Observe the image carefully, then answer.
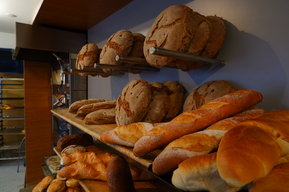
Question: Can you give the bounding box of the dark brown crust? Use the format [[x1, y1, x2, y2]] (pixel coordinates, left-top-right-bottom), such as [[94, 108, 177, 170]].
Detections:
[[56, 133, 94, 152]]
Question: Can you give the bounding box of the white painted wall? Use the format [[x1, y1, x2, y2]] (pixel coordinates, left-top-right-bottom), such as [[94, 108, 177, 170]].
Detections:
[[88, 0, 289, 110], [0, 32, 15, 49]]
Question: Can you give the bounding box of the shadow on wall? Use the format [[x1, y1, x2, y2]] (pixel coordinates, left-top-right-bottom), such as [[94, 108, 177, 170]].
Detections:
[[88, 0, 192, 44], [186, 20, 286, 110]]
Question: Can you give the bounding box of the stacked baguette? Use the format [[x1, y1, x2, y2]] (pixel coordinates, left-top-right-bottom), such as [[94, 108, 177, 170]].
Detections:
[[68, 99, 116, 125]]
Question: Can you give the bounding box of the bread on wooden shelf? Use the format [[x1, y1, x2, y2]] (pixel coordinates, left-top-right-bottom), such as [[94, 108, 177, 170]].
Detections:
[[32, 176, 54, 192], [76, 100, 116, 119], [183, 80, 237, 112], [76, 43, 99, 70], [84, 108, 116, 125], [56, 133, 94, 152], [133, 89, 263, 157], [152, 108, 265, 175], [68, 99, 105, 113], [172, 153, 240, 192]]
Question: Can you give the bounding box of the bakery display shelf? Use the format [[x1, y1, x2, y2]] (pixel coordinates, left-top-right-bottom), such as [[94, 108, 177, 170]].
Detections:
[[0, 117, 24, 120], [51, 108, 155, 168], [0, 143, 20, 150], [0, 97, 24, 100], [0, 128, 24, 135]]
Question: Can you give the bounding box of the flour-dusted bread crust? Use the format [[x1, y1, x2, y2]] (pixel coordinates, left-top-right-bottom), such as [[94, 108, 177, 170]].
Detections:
[[201, 16, 227, 58], [100, 30, 134, 72], [163, 81, 186, 121], [84, 108, 116, 125], [143, 5, 208, 68], [116, 79, 153, 125], [76, 43, 99, 70], [183, 80, 237, 112], [142, 82, 170, 123], [129, 33, 145, 58]]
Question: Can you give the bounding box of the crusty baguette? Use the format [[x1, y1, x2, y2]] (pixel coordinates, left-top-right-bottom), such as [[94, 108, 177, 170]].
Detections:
[[172, 153, 240, 192], [76, 100, 116, 119], [133, 89, 263, 157], [152, 108, 265, 175], [68, 99, 105, 113], [249, 162, 289, 192], [217, 126, 281, 187], [100, 122, 154, 147], [32, 176, 54, 192], [47, 179, 66, 192], [65, 178, 79, 188], [107, 156, 136, 192]]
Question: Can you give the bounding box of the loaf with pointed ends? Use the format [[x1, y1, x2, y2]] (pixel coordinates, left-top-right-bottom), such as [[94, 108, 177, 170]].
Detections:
[[68, 99, 105, 113], [84, 108, 116, 125], [47, 179, 66, 192], [115, 79, 152, 125], [133, 89, 263, 157], [249, 162, 289, 192], [76, 43, 99, 70], [100, 122, 154, 147], [172, 153, 240, 192], [143, 5, 210, 68], [217, 126, 281, 187], [76, 100, 116, 118], [183, 80, 237, 112], [107, 156, 136, 192], [152, 108, 265, 175], [32, 176, 54, 192], [100, 30, 134, 72]]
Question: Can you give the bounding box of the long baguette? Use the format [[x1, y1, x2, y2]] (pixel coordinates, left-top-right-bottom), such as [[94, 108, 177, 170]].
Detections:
[[133, 89, 263, 157], [152, 108, 265, 175], [68, 99, 105, 113]]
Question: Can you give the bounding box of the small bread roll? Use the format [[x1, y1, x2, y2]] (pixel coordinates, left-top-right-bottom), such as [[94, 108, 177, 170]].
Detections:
[[65, 178, 80, 188]]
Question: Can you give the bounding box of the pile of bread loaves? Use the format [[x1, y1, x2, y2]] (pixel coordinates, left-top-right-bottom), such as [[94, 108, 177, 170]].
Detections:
[[99, 81, 289, 192], [33, 133, 154, 192], [75, 4, 227, 76]]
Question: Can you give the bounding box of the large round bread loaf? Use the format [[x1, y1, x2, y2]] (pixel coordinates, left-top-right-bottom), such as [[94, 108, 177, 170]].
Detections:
[[100, 30, 134, 72], [129, 33, 145, 58], [76, 43, 99, 70], [116, 79, 152, 125], [183, 80, 237, 112], [143, 5, 209, 68]]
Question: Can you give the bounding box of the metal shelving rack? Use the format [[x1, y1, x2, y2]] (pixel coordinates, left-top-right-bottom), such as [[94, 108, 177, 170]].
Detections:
[[0, 77, 25, 161]]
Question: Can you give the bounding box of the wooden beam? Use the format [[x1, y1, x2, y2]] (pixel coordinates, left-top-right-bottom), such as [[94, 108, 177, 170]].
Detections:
[[24, 61, 52, 186]]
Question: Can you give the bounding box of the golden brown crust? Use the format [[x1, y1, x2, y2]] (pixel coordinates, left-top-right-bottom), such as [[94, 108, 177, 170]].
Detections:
[[32, 176, 54, 192], [250, 163, 289, 192], [183, 80, 237, 112], [47, 179, 66, 192], [217, 126, 281, 187], [133, 89, 263, 157]]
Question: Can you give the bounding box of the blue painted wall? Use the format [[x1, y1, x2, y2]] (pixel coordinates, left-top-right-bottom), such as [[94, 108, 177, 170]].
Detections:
[[87, 0, 289, 111]]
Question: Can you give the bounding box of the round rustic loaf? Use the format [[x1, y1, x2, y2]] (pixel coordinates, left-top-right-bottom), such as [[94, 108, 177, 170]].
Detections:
[[76, 43, 99, 70], [116, 79, 153, 125], [142, 82, 170, 123], [143, 5, 209, 68], [129, 33, 145, 58], [163, 81, 186, 121], [100, 30, 134, 72], [183, 80, 237, 112]]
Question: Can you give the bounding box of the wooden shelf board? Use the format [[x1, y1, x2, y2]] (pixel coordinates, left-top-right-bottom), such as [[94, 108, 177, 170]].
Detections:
[[51, 108, 154, 168]]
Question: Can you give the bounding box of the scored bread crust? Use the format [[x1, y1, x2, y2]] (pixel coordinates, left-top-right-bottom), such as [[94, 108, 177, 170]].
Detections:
[[76, 43, 99, 70], [100, 30, 134, 72], [144, 5, 207, 68], [115, 79, 152, 125], [183, 80, 237, 112], [129, 33, 145, 58]]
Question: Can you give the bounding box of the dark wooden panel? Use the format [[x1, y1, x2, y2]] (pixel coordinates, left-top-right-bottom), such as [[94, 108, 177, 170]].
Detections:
[[34, 0, 132, 32], [24, 61, 52, 186]]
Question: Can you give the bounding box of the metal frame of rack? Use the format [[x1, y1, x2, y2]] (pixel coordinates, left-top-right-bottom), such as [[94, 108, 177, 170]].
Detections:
[[0, 77, 25, 161]]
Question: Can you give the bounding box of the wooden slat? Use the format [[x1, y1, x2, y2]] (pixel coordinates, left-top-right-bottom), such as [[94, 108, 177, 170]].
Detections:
[[51, 108, 156, 168]]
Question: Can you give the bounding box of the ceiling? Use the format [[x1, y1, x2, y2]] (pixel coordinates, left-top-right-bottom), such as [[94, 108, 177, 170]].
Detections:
[[0, 0, 43, 33], [0, 0, 132, 34]]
